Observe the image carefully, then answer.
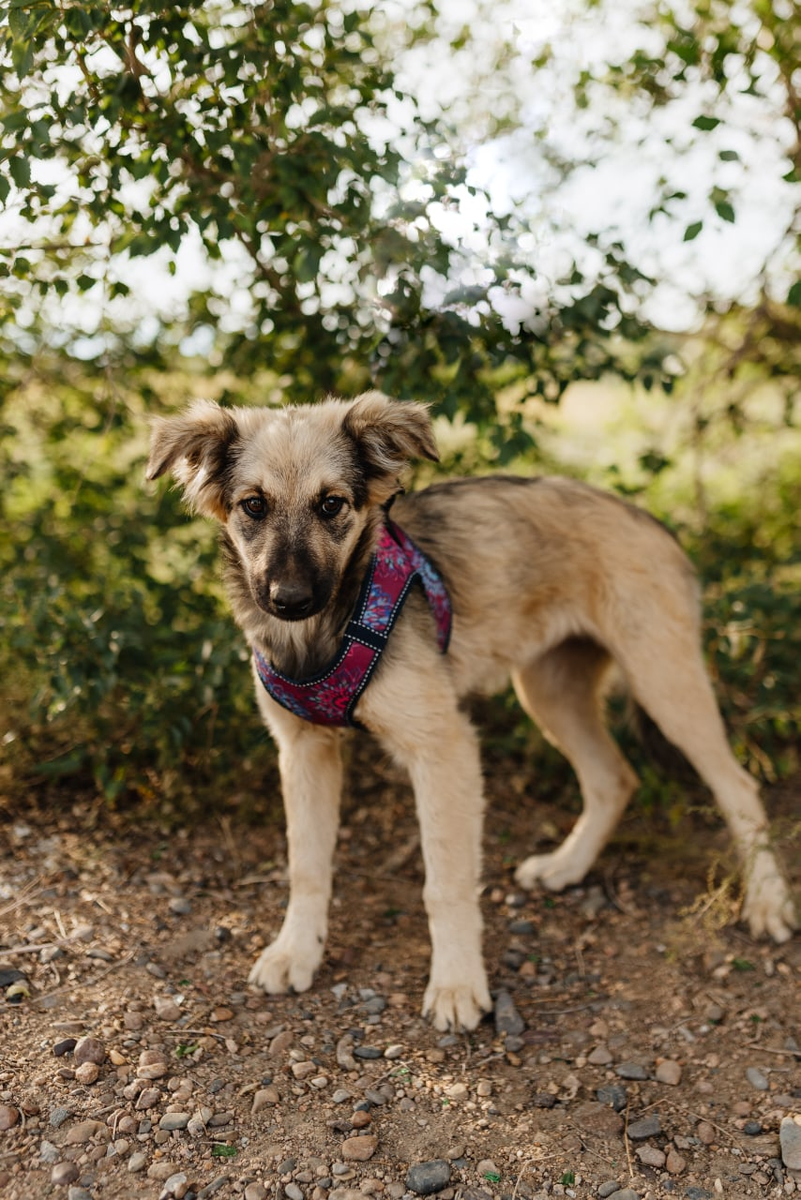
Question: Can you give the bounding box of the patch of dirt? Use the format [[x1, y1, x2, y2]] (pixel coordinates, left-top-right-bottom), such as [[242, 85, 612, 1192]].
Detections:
[[0, 759, 799, 1200]]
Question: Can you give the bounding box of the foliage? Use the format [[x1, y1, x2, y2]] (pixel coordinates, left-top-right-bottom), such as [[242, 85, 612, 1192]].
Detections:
[[0, 0, 669, 458]]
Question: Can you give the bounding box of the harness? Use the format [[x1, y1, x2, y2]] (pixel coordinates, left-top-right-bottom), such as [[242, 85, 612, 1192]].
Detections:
[[252, 521, 452, 729]]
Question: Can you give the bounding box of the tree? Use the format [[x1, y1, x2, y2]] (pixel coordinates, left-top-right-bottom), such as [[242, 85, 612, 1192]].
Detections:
[[0, 0, 662, 457]]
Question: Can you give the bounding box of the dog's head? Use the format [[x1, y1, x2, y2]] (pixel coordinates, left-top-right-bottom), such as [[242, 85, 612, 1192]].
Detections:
[[146, 392, 438, 622]]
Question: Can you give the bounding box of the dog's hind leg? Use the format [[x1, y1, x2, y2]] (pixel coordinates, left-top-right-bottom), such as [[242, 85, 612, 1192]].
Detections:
[[513, 637, 639, 893], [614, 630, 796, 943], [248, 696, 344, 994]]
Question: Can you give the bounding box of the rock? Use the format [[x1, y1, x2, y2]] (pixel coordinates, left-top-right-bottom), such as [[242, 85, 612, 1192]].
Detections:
[[168, 897, 192, 915], [64, 1119, 104, 1144], [665, 1148, 686, 1174], [597, 1183, 621, 1199], [252, 1086, 280, 1113], [627, 1114, 662, 1139], [342, 1134, 378, 1161], [384, 1044, 404, 1059], [743, 1119, 762, 1135], [0, 1105, 19, 1131], [635, 1145, 665, 1167], [245, 1186, 268, 1200], [197, 1177, 231, 1198], [588, 1044, 613, 1065], [331, 1089, 351, 1104], [67, 1187, 92, 1200], [615, 1061, 648, 1081], [531, 1092, 557, 1109], [573, 1101, 623, 1137], [780, 1116, 801, 1170], [49, 1107, 71, 1129], [160, 1173, 190, 1199], [596, 1084, 628, 1112], [351, 1110, 372, 1129], [159, 1113, 190, 1131], [139, 1050, 169, 1079], [51, 1162, 80, 1185], [53, 1038, 78, 1058], [406, 1160, 452, 1195], [655, 1059, 682, 1085], [606, 1192, 640, 1200], [476, 1160, 499, 1178], [148, 1161, 182, 1181], [74, 1036, 105, 1066], [40, 1140, 60, 1164], [746, 1066, 769, 1091], [336, 1036, 357, 1071], [153, 996, 181, 1022], [75, 1061, 100, 1085], [696, 1121, 716, 1145], [128, 1151, 148, 1172], [353, 1045, 383, 1059], [135, 1088, 161, 1110], [494, 990, 525, 1036], [285, 1184, 304, 1200]]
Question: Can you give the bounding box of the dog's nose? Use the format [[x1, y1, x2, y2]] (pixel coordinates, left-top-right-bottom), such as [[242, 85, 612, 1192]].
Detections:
[[269, 580, 314, 619]]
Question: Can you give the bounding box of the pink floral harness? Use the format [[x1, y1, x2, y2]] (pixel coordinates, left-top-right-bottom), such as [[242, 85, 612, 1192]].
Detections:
[[252, 521, 452, 728]]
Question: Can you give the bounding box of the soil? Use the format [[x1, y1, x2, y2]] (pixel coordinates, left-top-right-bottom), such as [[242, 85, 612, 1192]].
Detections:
[[1, 753, 799, 1200]]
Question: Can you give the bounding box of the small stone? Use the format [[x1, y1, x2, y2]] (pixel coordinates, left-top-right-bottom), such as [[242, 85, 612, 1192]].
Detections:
[[406, 1160, 452, 1195], [606, 1192, 640, 1200], [615, 1061, 648, 1080], [197, 1178, 231, 1199], [597, 1183, 621, 1199], [384, 1044, 404, 1059], [742, 1119, 762, 1135], [168, 898, 192, 916], [245, 1186, 268, 1200], [331, 1089, 351, 1104], [636, 1145, 666, 1168], [252, 1086, 280, 1113], [596, 1084, 628, 1112], [746, 1066, 769, 1091], [665, 1148, 686, 1174], [351, 1110, 372, 1129], [40, 1140, 60, 1164], [128, 1151, 148, 1173], [49, 1107, 71, 1129], [53, 1038, 78, 1058], [655, 1059, 682, 1085], [285, 1184, 304, 1200], [74, 1036, 106, 1066], [160, 1173, 189, 1199], [342, 1134, 378, 1161], [67, 1186, 93, 1200], [696, 1121, 716, 1145], [780, 1116, 801, 1170], [588, 1044, 613, 1065], [445, 1082, 468, 1100], [0, 1105, 19, 1131], [494, 990, 525, 1036], [210, 1006, 234, 1022], [51, 1162, 80, 1185], [75, 1061, 100, 1085], [135, 1088, 161, 1110], [148, 1161, 182, 1181], [353, 1045, 383, 1059], [159, 1113, 190, 1131], [627, 1114, 662, 1139], [153, 996, 181, 1022], [64, 1119, 104, 1144], [531, 1092, 556, 1109], [476, 1160, 499, 1178]]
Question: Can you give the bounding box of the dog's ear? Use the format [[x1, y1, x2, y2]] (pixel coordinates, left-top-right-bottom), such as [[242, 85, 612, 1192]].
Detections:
[[343, 391, 438, 503], [146, 399, 240, 520]]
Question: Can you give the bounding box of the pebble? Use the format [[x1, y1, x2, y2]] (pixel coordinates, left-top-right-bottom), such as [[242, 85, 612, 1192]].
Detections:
[[342, 1135, 378, 1161], [159, 1113, 190, 1131], [780, 1116, 801, 1170], [605, 1192, 640, 1200], [136, 1088, 161, 1110], [75, 1061, 100, 1085], [128, 1151, 148, 1172], [252, 1086, 280, 1112], [40, 1140, 60, 1163], [285, 1184, 304, 1200], [153, 996, 182, 1022], [53, 1038, 78, 1058], [0, 1105, 19, 1131], [67, 1188, 92, 1200], [665, 1148, 686, 1174], [746, 1066, 769, 1091], [51, 1162, 80, 1185], [742, 1119, 762, 1135], [197, 1178, 231, 1198], [245, 1186, 268, 1200], [596, 1084, 628, 1112], [384, 1044, 404, 1059], [168, 897, 192, 916], [406, 1160, 452, 1195], [64, 1119, 104, 1144], [615, 1062, 648, 1081], [160, 1174, 189, 1199], [655, 1059, 682, 1085], [588, 1044, 613, 1065], [597, 1184, 621, 1199], [494, 990, 525, 1036], [148, 1161, 182, 1181], [74, 1035, 106, 1066], [353, 1046, 383, 1060], [49, 1107, 72, 1129], [635, 1145, 665, 1167], [627, 1114, 662, 1139], [696, 1121, 716, 1145]]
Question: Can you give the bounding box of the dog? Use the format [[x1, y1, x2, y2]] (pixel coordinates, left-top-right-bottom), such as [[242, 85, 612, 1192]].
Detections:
[[147, 390, 796, 1031]]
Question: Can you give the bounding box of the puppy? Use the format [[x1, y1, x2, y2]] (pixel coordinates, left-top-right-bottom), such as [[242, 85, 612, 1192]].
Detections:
[[147, 391, 796, 1030]]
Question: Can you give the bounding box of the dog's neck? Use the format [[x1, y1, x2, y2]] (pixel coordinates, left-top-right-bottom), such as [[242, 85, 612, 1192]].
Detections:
[[221, 519, 380, 680]]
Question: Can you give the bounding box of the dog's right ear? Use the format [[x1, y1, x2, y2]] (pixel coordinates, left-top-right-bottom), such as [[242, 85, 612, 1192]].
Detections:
[[146, 399, 240, 521], [343, 391, 439, 504]]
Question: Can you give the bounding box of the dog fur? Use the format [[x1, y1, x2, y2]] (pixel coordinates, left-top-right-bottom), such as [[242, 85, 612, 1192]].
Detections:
[[147, 391, 796, 1031]]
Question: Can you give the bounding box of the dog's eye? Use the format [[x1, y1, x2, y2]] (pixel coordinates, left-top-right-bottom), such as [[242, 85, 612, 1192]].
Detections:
[[241, 496, 267, 519], [319, 496, 345, 518]]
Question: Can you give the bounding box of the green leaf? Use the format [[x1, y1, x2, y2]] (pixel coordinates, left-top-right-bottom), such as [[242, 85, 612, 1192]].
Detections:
[[9, 156, 31, 188], [718, 149, 739, 161], [715, 200, 735, 223], [787, 280, 801, 307], [692, 115, 721, 131], [683, 220, 703, 241]]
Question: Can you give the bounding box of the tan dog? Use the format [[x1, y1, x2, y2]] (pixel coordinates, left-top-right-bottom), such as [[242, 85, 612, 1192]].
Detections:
[[147, 391, 795, 1031]]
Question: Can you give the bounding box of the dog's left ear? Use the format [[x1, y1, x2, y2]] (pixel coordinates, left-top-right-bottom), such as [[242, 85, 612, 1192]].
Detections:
[[146, 399, 241, 521], [343, 391, 438, 503]]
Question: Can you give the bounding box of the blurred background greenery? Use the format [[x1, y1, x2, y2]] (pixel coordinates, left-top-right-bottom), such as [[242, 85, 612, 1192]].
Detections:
[[0, 0, 798, 818]]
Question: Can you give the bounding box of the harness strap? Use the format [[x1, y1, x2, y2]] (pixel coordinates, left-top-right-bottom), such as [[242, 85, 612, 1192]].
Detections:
[[252, 521, 451, 728]]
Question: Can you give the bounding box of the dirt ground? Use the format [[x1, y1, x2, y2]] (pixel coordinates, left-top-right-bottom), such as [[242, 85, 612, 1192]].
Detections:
[[1, 753, 799, 1200]]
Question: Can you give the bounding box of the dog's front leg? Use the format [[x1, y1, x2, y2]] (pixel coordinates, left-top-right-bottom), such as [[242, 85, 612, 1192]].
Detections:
[[374, 694, 491, 1032], [248, 697, 343, 995]]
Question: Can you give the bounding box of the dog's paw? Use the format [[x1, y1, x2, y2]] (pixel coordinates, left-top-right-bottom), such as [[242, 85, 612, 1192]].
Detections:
[[247, 937, 321, 995], [742, 862, 797, 944], [515, 853, 584, 893], [422, 977, 492, 1033]]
